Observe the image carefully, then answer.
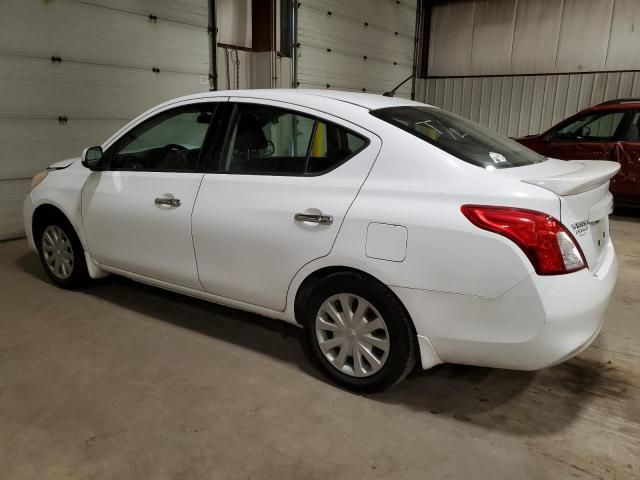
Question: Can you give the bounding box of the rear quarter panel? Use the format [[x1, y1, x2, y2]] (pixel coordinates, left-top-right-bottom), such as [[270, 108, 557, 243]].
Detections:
[[328, 121, 561, 299]]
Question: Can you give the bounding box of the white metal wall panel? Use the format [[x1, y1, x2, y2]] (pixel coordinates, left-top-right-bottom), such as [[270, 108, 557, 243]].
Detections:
[[297, 0, 416, 96], [70, 0, 209, 27], [555, 0, 614, 73], [511, 0, 563, 74], [428, 0, 640, 76], [0, 0, 209, 239], [470, 0, 517, 76], [0, 0, 209, 75], [0, 180, 31, 240], [607, 0, 640, 71], [417, 71, 640, 137], [428, 2, 474, 77], [0, 57, 208, 121], [0, 119, 127, 180]]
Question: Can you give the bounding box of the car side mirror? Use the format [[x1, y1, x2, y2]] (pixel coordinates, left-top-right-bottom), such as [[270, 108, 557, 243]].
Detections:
[[542, 135, 553, 144], [82, 146, 104, 170]]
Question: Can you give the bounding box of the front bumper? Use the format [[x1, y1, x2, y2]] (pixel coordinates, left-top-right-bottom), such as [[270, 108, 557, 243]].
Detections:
[[23, 192, 37, 251], [393, 242, 617, 370]]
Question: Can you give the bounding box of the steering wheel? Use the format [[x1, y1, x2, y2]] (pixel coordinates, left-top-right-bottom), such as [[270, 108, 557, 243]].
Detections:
[[156, 143, 188, 168], [162, 143, 187, 153]]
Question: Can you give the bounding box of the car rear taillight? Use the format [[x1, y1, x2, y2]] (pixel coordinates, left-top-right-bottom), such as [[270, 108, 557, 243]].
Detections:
[[461, 205, 587, 275]]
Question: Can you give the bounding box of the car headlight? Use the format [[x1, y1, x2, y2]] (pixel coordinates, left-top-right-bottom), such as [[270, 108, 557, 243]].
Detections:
[[30, 171, 48, 191]]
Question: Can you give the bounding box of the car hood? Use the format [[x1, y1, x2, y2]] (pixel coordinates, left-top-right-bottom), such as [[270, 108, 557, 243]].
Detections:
[[47, 157, 79, 170]]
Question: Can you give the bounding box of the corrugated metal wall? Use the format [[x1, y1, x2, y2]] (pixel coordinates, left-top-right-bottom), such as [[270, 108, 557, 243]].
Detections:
[[417, 0, 640, 136], [418, 72, 640, 137], [297, 0, 416, 97]]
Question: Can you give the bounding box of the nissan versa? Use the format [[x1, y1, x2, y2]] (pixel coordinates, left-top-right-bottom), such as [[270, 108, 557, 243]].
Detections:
[[24, 90, 619, 392]]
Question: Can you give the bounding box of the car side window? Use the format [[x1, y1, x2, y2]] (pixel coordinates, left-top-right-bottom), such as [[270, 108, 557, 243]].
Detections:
[[622, 111, 640, 142], [554, 111, 626, 142], [306, 121, 367, 173], [221, 104, 367, 175], [106, 104, 215, 171], [222, 105, 315, 174]]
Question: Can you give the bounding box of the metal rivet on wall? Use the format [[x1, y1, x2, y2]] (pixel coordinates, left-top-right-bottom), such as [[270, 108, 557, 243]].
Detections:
[[364, 22, 369, 27], [50, 55, 62, 63], [148, 14, 157, 22], [152, 67, 160, 73], [363, 56, 368, 60], [326, 84, 331, 88], [326, 48, 332, 52], [57, 116, 68, 124]]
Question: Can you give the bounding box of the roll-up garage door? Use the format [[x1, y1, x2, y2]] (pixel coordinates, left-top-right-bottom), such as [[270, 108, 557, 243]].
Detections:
[[0, 0, 211, 240], [296, 0, 416, 97]]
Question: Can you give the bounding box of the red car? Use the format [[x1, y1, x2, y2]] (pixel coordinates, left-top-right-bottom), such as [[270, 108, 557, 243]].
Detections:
[[517, 98, 640, 206]]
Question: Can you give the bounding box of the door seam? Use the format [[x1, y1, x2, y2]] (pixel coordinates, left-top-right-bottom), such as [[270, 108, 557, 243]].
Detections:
[[282, 137, 384, 313], [191, 173, 208, 291]]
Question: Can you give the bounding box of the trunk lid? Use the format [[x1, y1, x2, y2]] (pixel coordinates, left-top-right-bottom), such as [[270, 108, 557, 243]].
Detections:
[[501, 159, 620, 272]]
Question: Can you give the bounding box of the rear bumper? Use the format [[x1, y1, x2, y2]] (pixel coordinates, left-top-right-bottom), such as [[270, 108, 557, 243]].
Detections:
[[393, 242, 617, 370]]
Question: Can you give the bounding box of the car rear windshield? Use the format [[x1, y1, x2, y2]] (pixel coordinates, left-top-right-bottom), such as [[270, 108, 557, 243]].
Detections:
[[371, 106, 546, 169]]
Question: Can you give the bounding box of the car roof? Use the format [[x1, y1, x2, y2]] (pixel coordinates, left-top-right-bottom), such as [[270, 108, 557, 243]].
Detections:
[[586, 98, 640, 112], [169, 88, 428, 111]]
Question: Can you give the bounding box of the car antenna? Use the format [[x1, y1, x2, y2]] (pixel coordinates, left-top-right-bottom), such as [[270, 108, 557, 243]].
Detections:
[[382, 74, 414, 97]]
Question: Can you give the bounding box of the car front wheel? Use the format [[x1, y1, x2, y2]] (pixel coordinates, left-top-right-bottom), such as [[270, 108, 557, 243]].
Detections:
[[37, 218, 91, 289], [303, 272, 417, 392]]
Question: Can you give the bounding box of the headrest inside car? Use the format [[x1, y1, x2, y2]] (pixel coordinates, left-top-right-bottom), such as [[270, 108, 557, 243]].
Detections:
[[235, 116, 268, 150]]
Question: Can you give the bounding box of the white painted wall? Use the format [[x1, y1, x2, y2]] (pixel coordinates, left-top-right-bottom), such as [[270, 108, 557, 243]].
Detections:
[[417, 0, 640, 137], [0, 0, 210, 240]]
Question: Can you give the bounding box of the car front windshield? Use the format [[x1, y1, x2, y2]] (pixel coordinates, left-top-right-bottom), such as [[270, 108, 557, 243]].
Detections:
[[372, 106, 546, 169]]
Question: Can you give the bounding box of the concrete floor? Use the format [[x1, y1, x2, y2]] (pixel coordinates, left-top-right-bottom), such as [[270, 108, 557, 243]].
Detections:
[[1, 216, 639, 480]]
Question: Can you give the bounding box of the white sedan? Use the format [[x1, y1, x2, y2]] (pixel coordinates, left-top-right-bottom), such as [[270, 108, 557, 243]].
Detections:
[[24, 90, 619, 392]]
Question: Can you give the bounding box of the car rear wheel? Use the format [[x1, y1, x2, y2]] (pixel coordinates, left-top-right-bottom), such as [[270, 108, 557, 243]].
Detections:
[[37, 217, 91, 289], [303, 271, 417, 392]]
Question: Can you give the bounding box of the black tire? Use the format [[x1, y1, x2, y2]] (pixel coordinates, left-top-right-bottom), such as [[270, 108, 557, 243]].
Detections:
[[35, 214, 91, 289], [302, 271, 417, 393]]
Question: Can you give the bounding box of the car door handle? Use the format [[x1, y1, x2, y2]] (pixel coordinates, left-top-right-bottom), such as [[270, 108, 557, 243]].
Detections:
[[294, 213, 333, 225], [154, 197, 181, 208]]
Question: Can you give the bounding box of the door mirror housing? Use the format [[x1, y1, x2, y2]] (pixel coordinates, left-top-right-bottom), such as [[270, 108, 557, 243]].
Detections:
[[82, 146, 104, 170]]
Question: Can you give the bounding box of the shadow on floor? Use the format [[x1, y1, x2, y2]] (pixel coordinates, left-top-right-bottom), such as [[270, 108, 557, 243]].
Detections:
[[16, 251, 617, 437]]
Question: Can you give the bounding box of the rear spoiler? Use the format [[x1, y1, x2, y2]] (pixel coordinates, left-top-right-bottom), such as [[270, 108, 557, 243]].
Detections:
[[522, 160, 620, 196]]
